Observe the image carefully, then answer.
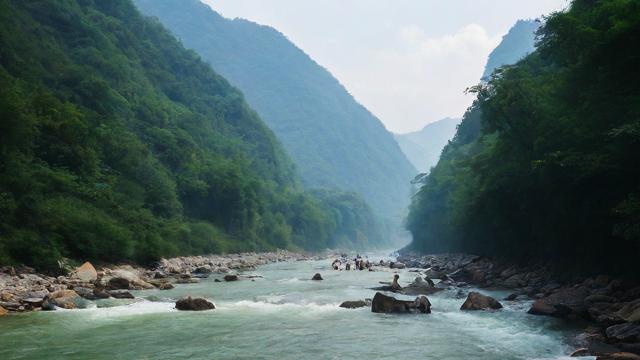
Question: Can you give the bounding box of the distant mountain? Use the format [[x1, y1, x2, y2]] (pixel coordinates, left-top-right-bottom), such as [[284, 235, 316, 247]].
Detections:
[[395, 19, 540, 174], [394, 118, 460, 173], [134, 0, 417, 220], [482, 20, 541, 80]]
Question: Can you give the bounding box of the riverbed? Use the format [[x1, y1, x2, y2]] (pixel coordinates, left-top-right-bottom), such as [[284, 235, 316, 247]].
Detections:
[[0, 258, 587, 359]]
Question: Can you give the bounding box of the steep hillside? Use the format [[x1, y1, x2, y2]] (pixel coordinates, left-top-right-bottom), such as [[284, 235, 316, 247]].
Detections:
[[134, 0, 417, 220], [394, 118, 460, 173], [407, 0, 640, 276], [481, 19, 541, 80], [0, 0, 380, 271]]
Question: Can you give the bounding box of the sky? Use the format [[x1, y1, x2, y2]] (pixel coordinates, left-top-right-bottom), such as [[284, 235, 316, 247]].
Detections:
[[204, 0, 569, 133]]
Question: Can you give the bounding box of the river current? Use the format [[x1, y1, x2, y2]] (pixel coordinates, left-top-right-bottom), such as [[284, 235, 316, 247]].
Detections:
[[0, 257, 590, 359]]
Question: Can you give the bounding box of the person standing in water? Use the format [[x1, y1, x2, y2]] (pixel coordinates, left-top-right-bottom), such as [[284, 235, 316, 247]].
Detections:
[[391, 274, 401, 291]]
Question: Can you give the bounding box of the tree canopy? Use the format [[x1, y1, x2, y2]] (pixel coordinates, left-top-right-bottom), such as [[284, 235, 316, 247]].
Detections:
[[407, 0, 640, 276]]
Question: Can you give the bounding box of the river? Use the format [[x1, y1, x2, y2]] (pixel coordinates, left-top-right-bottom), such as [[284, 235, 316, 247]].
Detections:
[[0, 257, 588, 359]]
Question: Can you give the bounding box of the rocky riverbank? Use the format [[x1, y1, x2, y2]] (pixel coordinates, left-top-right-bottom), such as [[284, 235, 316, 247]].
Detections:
[[397, 253, 640, 359], [0, 250, 317, 314]]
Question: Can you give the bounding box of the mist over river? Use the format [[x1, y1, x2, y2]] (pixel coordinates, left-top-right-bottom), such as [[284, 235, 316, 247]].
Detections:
[[0, 257, 587, 360]]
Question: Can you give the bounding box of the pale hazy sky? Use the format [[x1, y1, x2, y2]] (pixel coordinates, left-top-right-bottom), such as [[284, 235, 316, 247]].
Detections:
[[204, 0, 568, 133]]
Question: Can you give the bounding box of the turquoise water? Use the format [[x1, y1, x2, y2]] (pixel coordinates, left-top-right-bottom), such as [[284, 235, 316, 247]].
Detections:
[[0, 259, 586, 359]]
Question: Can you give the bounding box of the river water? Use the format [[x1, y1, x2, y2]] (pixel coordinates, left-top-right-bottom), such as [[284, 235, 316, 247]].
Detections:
[[0, 258, 589, 359]]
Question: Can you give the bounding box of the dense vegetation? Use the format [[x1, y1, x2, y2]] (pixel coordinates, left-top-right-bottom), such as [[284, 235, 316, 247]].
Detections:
[[134, 0, 417, 221], [0, 0, 385, 272], [394, 118, 460, 173], [407, 0, 640, 275], [481, 19, 540, 80]]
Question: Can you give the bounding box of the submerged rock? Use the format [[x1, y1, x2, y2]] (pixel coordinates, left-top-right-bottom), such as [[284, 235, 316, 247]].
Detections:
[[339, 300, 370, 309], [175, 297, 215, 311], [158, 283, 174, 290], [109, 290, 135, 299], [402, 276, 443, 296], [311, 273, 323, 281], [460, 292, 503, 310], [570, 348, 590, 357], [371, 292, 431, 314], [223, 274, 238, 282]]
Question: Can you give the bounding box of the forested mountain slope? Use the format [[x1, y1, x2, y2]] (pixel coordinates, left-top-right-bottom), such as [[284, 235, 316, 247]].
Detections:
[[134, 0, 417, 220], [481, 19, 540, 80], [407, 0, 640, 276], [0, 0, 382, 271], [394, 118, 460, 173]]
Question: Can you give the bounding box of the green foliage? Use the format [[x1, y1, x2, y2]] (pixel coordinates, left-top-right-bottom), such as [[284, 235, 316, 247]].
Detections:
[[134, 0, 417, 221], [0, 0, 382, 270], [407, 0, 640, 276]]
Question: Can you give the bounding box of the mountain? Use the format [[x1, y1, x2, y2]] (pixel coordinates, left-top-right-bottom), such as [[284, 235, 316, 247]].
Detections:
[[481, 19, 541, 80], [134, 0, 417, 220], [0, 0, 383, 271], [395, 20, 539, 174], [407, 0, 640, 276], [394, 118, 460, 173]]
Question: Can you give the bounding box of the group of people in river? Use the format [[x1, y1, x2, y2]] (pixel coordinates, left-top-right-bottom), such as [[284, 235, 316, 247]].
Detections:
[[331, 254, 386, 271]]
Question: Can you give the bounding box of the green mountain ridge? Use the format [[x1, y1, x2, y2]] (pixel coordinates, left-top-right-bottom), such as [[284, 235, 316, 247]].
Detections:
[[134, 0, 417, 221], [394, 117, 460, 173], [0, 0, 384, 271], [481, 19, 540, 80], [407, 0, 640, 276]]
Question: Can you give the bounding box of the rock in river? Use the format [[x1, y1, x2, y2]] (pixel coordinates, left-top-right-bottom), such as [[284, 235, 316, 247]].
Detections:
[[48, 289, 80, 309], [528, 286, 590, 317], [0, 305, 8, 316], [340, 300, 370, 309], [606, 323, 640, 343], [175, 297, 215, 311], [109, 290, 135, 299], [460, 292, 503, 310], [312, 273, 323, 281], [224, 274, 238, 282], [108, 277, 130, 290], [371, 292, 431, 314]]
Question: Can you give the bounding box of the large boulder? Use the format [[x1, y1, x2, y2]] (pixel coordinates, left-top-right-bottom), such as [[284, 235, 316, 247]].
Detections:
[[175, 297, 215, 311], [606, 323, 640, 343], [616, 299, 640, 323], [107, 266, 154, 290], [528, 287, 590, 317], [48, 289, 80, 309], [371, 292, 431, 314], [460, 292, 503, 310], [73, 287, 96, 300], [311, 273, 323, 281], [424, 268, 448, 280], [74, 262, 97, 282], [108, 277, 130, 290]]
